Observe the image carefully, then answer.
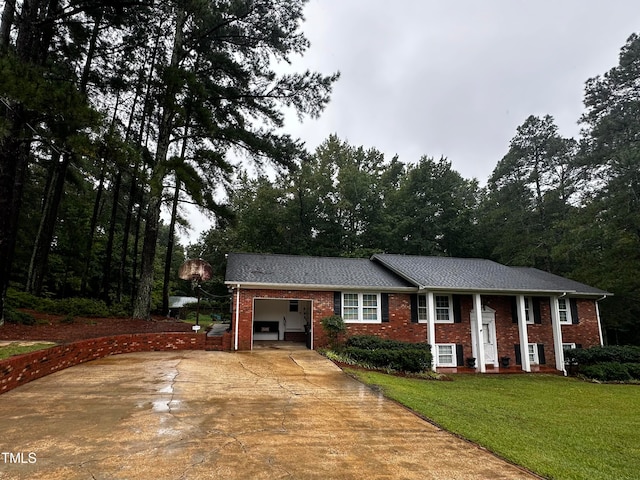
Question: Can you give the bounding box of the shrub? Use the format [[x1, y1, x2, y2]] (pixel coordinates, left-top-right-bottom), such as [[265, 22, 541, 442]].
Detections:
[[580, 363, 632, 382], [47, 298, 110, 317], [321, 315, 346, 348], [346, 335, 430, 352], [624, 363, 640, 380], [342, 335, 432, 373], [566, 345, 640, 365], [4, 306, 36, 325], [5, 289, 45, 310], [345, 346, 431, 373]]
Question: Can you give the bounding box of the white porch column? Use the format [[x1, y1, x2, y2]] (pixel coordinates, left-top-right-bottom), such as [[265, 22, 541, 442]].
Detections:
[[550, 296, 566, 374], [473, 294, 486, 373], [426, 292, 436, 371], [234, 284, 240, 351], [517, 295, 531, 372], [596, 299, 605, 346]]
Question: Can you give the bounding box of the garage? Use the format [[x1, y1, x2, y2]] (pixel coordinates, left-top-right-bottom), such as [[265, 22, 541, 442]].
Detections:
[[253, 299, 312, 348]]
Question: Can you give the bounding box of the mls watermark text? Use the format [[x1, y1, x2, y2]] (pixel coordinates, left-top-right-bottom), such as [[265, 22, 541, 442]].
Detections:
[[1, 452, 37, 464]]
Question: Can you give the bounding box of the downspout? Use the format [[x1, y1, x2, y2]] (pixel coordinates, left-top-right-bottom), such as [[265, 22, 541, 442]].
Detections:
[[595, 295, 607, 346], [234, 284, 240, 351]]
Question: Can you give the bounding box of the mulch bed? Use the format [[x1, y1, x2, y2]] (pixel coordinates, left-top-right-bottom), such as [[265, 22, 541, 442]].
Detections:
[[0, 310, 193, 343]]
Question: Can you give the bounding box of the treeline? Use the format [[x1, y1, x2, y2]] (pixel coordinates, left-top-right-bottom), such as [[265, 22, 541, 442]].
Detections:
[[190, 35, 640, 345], [0, 1, 337, 320], [1, 0, 638, 344]]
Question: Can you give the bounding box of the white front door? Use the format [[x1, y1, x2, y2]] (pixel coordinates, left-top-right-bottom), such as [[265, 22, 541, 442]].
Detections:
[[471, 308, 497, 366], [483, 318, 497, 364]]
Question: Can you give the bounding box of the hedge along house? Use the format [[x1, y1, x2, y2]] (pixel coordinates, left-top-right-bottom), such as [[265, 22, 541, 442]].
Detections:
[[224, 252, 610, 374]]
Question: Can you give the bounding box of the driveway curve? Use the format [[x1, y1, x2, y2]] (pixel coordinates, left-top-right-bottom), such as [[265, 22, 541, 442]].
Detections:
[[0, 347, 538, 479]]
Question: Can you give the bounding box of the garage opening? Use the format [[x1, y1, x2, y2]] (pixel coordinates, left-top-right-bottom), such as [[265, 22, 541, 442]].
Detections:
[[253, 299, 312, 349]]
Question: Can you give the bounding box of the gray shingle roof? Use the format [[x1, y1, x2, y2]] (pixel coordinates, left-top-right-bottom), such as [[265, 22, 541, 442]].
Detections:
[[511, 267, 610, 296], [224, 252, 610, 297], [224, 253, 414, 290], [372, 254, 610, 296]]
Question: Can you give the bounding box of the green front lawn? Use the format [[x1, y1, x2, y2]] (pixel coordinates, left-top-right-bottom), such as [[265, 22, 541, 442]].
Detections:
[[0, 342, 56, 360], [349, 371, 640, 480]]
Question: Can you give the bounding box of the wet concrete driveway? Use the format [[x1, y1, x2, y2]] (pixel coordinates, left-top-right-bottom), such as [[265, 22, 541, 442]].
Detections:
[[0, 347, 537, 479]]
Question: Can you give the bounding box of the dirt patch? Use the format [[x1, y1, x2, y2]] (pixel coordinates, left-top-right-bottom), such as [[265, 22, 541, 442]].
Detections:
[[0, 310, 193, 343]]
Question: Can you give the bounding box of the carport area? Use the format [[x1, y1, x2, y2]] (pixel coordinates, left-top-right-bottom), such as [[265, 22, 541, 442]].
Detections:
[[252, 298, 312, 348], [0, 349, 537, 479]]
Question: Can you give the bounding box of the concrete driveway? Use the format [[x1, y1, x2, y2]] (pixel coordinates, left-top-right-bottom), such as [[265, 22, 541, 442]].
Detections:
[[0, 346, 538, 479]]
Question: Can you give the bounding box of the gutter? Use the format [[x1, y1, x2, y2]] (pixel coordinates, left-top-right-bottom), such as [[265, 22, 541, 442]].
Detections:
[[223, 281, 416, 293]]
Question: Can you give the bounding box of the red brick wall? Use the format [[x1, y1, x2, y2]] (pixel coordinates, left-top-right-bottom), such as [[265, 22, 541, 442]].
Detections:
[[231, 289, 602, 364], [345, 293, 428, 344], [0, 333, 205, 395], [231, 289, 428, 349], [561, 299, 602, 348]]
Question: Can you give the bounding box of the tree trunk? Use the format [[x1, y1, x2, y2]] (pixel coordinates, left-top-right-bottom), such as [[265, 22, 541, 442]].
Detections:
[[80, 9, 103, 95], [133, 195, 161, 319], [133, 8, 186, 319], [130, 200, 143, 311], [80, 159, 106, 295], [0, 0, 49, 321], [101, 167, 122, 303], [162, 178, 181, 315], [26, 150, 70, 295], [0, 0, 16, 50], [0, 115, 30, 324]]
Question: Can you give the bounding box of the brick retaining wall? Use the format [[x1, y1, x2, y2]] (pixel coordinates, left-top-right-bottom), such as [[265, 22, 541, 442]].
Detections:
[[0, 333, 206, 395]]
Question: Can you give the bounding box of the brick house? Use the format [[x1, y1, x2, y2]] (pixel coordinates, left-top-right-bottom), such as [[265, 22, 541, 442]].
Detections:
[[224, 252, 610, 373]]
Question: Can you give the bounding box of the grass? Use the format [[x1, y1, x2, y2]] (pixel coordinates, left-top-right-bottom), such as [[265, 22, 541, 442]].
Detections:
[[348, 371, 640, 480], [0, 342, 56, 360], [181, 313, 229, 331]]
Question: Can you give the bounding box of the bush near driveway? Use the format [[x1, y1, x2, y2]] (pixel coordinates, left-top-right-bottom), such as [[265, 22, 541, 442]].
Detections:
[[343, 335, 432, 373]]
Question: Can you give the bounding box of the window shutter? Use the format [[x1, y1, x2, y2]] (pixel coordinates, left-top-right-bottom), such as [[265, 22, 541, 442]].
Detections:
[[514, 344, 522, 365], [410, 294, 418, 323], [333, 292, 341, 316], [453, 295, 462, 323], [537, 344, 546, 364], [456, 344, 464, 367], [533, 297, 542, 324], [511, 297, 518, 323], [381, 293, 389, 323], [576, 343, 582, 349], [570, 299, 579, 324]]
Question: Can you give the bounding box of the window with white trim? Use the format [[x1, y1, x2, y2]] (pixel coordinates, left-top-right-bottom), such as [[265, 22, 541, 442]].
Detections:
[[558, 298, 572, 324], [436, 344, 457, 367], [524, 297, 533, 324], [417, 295, 428, 322], [528, 343, 539, 364], [342, 293, 381, 323], [435, 295, 454, 323]]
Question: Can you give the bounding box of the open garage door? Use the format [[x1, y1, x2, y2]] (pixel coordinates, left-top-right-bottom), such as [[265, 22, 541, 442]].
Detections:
[[253, 299, 312, 348]]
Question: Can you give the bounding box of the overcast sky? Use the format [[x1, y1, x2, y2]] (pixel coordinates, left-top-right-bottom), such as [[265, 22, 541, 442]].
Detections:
[[281, 0, 640, 182], [182, 0, 640, 244]]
